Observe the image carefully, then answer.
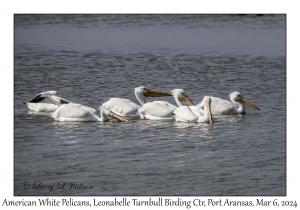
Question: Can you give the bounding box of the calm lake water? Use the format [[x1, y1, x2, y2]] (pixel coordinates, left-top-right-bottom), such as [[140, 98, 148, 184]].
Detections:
[[14, 14, 286, 196]]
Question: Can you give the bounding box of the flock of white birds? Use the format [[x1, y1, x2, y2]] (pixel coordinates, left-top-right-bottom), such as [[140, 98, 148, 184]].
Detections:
[[24, 86, 260, 125]]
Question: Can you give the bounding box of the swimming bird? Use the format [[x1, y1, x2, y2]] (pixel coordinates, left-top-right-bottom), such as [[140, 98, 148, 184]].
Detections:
[[51, 103, 128, 122], [197, 91, 260, 115], [138, 89, 195, 120], [24, 90, 72, 113], [102, 86, 173, 118], [173, 96, 213, 125]]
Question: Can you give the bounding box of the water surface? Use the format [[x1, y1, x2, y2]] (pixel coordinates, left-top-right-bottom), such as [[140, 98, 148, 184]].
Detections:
[[14, 14, 286, 196]]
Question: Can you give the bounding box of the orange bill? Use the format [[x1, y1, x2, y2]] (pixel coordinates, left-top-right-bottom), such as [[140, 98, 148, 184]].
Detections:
[[178, 93, 195, 106], [143, 89, 173, 97], [235, 97, 260, 110]]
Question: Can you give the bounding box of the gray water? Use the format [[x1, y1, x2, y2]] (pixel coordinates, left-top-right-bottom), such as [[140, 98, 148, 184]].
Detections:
[[14, 14, 286, 196]]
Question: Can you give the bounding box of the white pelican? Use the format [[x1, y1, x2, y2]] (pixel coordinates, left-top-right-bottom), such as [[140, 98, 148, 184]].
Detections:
[[102, 86, 173, 118], [138, 89, 195, 120], [51, 104, 128, 122], [173, 96, 213, 125], [197, 91, 260, 115], [24, 90, 72, 113]]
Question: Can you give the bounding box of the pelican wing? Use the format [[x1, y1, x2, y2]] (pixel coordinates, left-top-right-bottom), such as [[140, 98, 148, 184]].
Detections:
[[26, 103, 58, 112], [153, 101, 178, 111], [198, 96, 235, 114], [138, 102, 174, 118], [52, 95, 72, 105], [102, 98, 141, 116], [52, 104, 90, 119], [173, 106, 198, 122], [120, 98, 142, 110], [70, 103, 97, 114], [189, 106, 205, 118], [28, 90, 57, 103], [28, 94, 46, 103]]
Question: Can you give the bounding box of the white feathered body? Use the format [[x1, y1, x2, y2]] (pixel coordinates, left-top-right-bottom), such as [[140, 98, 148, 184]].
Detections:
[[26, 102, 58, 113], [102, 98, 141, 117], [198, 96, 237, 115], [137, 88, 194, 121], [138, 101, 176, 120], [51, 104, 103, 122], [25, 91, 72, 113], [173, 106, 209, 123]]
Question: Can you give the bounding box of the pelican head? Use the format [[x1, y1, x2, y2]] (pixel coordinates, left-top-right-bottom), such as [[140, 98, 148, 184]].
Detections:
[[203, 96, 213, 125], [230, 92, 260, 110], [171, 89, 195, 106], [136, 86, 172, 97], [100, 106, 129, 122], [134, 86, 172, 105]]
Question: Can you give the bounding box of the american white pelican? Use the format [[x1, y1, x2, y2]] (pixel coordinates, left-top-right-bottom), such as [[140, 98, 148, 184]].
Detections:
[[173, 96, 213, 125], [24, 90, 72, 113], [138, 89, 195, 120], [197, 91, 260, 115], [102, 86, 172, 118], [51, 104, 128, 122]]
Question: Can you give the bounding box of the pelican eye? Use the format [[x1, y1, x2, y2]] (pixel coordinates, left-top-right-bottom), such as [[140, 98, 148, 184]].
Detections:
[[181, 92, 185, 96]]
